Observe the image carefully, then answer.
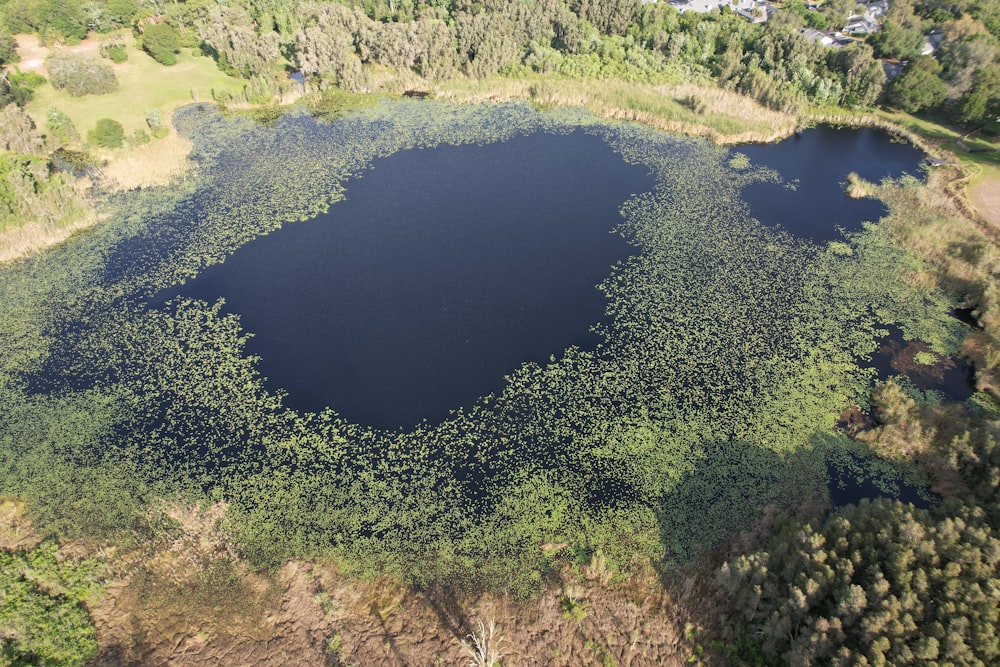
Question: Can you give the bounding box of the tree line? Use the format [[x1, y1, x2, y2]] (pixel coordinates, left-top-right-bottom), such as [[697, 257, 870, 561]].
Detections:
[[0, 0, 996, 129]]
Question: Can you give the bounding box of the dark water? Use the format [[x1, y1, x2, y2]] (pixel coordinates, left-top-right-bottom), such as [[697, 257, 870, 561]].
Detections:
[[739, 126, 926, 242], [867, 326, 975, 402], [159, 130, 652, 427], [157, 124, 929, 429], [828, 456, 933, 509]]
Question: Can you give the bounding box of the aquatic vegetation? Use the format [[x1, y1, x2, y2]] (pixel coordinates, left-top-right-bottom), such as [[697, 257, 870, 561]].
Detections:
[[0, 101, 964, 590]]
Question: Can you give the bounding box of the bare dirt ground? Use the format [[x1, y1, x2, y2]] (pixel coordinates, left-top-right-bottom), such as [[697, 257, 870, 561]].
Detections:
[[90, 565, 702, 667], [969, 166, 1000, 232], [62, 503, 706, 667], [7, 33, 102, 77]]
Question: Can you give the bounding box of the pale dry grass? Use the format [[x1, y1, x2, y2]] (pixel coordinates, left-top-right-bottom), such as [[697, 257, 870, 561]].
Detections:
[[0, 497, 41, 551], [969, 164, 1000, 231], [432, 76, 798, 144], [0, 183, 98, 266], [97, 127, 194, 190]]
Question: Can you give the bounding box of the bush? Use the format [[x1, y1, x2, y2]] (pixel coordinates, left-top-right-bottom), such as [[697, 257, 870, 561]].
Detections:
[[46, 106, 80, 144], [100, 36, 128, 64], [142, 22, 181, 66], [0, 28, 17, 66], [47, 52, 119, 97], [88, 118, 125, 148]]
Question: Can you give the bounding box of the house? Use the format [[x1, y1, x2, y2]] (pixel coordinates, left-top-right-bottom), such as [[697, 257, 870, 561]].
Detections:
[[801, 28, 854, 48], [922, 30, 944, 56], [802, 28, 835, 47], [733, 0, 774, 23], [865, 0, 889, 19], [670, 0, 773, 21], [844, 16, 880, 35], [669, 0, 726, 13], [882, 60, 905, 82]]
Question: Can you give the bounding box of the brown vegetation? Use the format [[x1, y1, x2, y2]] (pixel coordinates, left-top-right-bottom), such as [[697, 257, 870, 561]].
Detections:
[[76, 500, 705, 666]]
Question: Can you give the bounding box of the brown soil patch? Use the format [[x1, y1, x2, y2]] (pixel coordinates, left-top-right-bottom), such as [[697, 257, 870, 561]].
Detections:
[[9, 33, 102, 78], [86, 505, 704, 666], [0, 498, 41, 552], [969, 166, 1000, 231], [92, 563, 700, 667]]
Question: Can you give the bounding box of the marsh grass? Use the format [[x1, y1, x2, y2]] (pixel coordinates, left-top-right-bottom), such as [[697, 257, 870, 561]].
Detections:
[[0, 180, 97, 265], [432, 76, 797, 144], [95, 128, 194, 191]]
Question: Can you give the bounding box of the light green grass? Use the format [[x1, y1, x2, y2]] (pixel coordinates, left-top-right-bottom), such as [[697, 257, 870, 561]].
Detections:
[[877, 109, 1000, 169], [25, 34, 246, 137]]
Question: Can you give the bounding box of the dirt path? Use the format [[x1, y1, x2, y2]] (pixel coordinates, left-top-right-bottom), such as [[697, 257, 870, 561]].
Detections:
[[9, 33, 103, 77]]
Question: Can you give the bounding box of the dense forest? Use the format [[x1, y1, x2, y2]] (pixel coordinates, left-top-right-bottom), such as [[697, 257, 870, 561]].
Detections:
[[0, 0, 998, 121], [1, 1, 1000, 666]]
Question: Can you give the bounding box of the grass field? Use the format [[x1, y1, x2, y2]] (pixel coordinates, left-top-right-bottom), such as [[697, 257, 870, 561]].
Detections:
[[22, 32, 246, 138]]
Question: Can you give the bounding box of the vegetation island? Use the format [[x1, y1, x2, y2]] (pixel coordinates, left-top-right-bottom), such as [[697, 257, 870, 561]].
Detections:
[[1, 0, 1000, 665]]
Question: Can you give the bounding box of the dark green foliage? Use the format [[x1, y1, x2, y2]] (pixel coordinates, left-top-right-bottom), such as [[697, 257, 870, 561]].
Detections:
[[0, 542, 103, 666], [52, 147, 103, 175], [3, 0, 87, 43], [0, 27, 16, 66], [2, 70, 45, 106], [0, 151, 88, 230], [141, 22, 181, 66], [959, 64, 1000, 127], [88, 117, 124, 147], [719, 500, 1000, 666], [47, 52, 119, 97], [571, 0, 641, 36], [868, 0, 927, 59], [888, 57, 949, 112]]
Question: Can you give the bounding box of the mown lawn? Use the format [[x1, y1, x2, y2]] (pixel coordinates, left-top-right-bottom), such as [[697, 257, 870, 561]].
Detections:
[[24, 33, 246, 137]]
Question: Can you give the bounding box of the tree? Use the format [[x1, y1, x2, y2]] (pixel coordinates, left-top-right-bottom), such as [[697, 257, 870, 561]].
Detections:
[[719, 500, 1000, 666], [868, 0, 926, 59], [959, 64, 1000, 128], [47, 52, 118, 96], [887, 56, 948, 112], [88, 118, 125, 148], [0, 28, 16, 67], [141, 22, 182, 66], [827, 42, 886, 107], [939, 36, 1000, 100], [0, 105, 43, 154]]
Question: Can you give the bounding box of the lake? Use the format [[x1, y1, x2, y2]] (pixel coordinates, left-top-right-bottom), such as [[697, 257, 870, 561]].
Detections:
[[160, 121, 927, 428]]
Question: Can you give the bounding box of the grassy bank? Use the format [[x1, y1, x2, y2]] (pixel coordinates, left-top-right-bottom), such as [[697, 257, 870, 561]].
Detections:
[[432, 75, 799, 145]]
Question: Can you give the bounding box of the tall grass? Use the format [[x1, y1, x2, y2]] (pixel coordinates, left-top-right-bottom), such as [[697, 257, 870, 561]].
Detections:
[[97, 129, 194, 191], [432, 76, 798, 144]]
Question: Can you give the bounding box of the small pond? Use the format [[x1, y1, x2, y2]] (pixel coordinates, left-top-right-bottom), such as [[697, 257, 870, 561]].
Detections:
[[867, 326, 975, 402], [739, 126, 926, 242]]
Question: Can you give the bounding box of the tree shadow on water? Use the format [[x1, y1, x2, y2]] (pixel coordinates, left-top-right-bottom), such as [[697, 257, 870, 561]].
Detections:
[[654, 432, 935, 578], [655, 440, 804, 571]]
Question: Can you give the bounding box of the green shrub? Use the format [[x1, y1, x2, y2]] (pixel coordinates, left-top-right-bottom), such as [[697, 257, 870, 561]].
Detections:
[[47, 52, 119, 97], [88, 118, 125, 148], [100, 37, 128, 64], [0, 541, 103, 667], [46, 106, 80, 143], [142, 22, 182, 66]]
